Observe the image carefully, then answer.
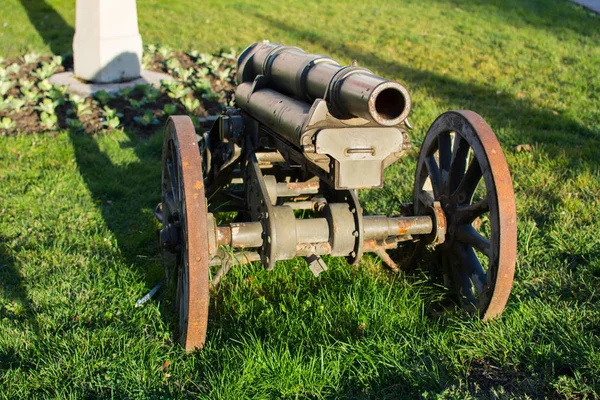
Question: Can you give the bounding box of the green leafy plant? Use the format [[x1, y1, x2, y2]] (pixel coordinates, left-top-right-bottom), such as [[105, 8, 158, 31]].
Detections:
[[163, 103, 177, 115], [0, 68, 7, 80], [129, 98, 146, 109], [196, 67, 210, 79], [166, 83, 191, 99], [69, 94, 85, 105], [22, 52, 40, 64], [76, 102, 91, 115], [35, 98, 58, 114], [10, 97, 27, 112], [40, 112, 58, 129], [197, 53, 213, 65], [47, 86, 66, 104], [69, 95, 90, 115], [187, 49, 200, 59], [102, 105, 123, 120], [145, 44, 157, 54], [202, 91, 220, 102], [145, 87, 161, 101], [94, 90, 113, 105], [19, 79, 34, 91], [193, 79, 211, 94], [165, 58, 180, 72], [175, 67, 194, 81], [31, 63, 59, 80], [209, 58, 223, 72], [101, 106, 122, 129], [215, 67, 232, 82], [66, 118, 83, 131], [119, 87, 134, 99], [158, 46, 172, 59], [133, 110, 159, 126], [142, 53, 153, 69], [0, 117, 16, 130], [0, 80, 13, 96], [221, 48, 237, 60], [51, 55, 63, 67], [37, 79, 53, 92], [181, 97, 200, 112], [21, 87, 40, 102], [7, 63, 21, 74]]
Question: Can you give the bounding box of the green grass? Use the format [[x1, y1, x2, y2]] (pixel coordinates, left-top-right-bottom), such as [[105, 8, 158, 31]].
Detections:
[[1, 0, 600, 398]]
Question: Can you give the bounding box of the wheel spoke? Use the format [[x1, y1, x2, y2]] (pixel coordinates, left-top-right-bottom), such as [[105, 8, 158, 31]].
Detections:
[[438, 133, 452, 195], [453, 243, 487, 294], [164, 190, 179, 219], [449, 134, 470, 194], [425, 155, 441, 196], [450, 257, 478, 306], [418, 189, 435, 208], [166, 158, 180, 204], [455, 197, 490, 225], [452, 157, 482, 203], [455, 225, 491, 258]]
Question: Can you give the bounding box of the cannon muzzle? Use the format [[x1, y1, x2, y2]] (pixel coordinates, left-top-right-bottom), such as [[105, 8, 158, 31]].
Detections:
[[236, 42, 411, 126]]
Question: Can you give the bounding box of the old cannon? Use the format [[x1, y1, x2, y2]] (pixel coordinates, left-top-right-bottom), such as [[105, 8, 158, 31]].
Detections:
[[155, 42, 517, 351]]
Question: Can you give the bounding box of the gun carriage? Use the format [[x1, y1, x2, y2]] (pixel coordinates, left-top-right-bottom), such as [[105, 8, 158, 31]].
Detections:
[[156, 42, 517, 351]]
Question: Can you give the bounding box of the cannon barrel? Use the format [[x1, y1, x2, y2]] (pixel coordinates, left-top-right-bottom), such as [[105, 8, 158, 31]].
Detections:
[[236, 42, 411, 126]]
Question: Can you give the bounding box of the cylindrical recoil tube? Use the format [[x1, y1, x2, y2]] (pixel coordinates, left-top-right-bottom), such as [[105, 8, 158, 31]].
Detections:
[[235, 83, 311, 146], [236, 41, 411, 126], [214, 214, 433, 250]]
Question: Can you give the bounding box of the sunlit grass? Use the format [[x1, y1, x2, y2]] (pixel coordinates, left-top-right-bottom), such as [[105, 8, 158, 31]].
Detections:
[[1, 0, 600, 398]]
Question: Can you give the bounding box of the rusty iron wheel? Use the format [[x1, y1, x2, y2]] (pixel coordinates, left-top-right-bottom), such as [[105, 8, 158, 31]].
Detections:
[[160, 115, 210, 351], [414, 110, 517, 320]]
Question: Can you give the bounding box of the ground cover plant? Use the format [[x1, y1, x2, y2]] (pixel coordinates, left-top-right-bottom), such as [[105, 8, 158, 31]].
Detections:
[[0, 48, 235, 135], [1, 0, 599, 398]]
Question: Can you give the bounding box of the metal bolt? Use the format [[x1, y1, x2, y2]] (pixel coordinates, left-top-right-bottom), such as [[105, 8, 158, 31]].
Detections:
[[303, 144, 315, 153]]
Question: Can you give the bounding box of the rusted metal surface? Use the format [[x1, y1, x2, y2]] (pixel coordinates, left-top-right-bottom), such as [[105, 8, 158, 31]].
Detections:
[[413, 110, 517, 320], [255, 151, 286, 164], [211, 251, 261, 288], [281, 181, 320, 194], [296, 242, 332, 257], [362, 215, 433, 240], [363, 239, 399, 271], [161, 116, 210, 352], [216, 226, 232, 247], [229, 222, 263, 248], [429, 201, 447, 245]]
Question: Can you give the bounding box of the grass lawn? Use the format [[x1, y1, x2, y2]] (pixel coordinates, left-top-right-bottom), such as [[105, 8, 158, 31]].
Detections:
[[1, 0, 600, 398]]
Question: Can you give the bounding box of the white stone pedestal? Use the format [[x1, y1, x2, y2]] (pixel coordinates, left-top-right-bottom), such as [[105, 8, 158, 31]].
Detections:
[[73, 0, 143, 83]]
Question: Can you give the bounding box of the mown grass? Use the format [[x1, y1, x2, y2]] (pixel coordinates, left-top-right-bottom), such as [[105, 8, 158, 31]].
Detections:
[[1, 0, 600, 398]]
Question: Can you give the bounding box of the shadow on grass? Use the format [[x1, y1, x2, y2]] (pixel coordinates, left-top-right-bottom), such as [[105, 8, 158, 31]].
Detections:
[[434, 0, 599, 38], [254, 12, 598, 152], [19, 0, 74, 56], [67, 129, 164, 285], [0, 240, 40, 372]]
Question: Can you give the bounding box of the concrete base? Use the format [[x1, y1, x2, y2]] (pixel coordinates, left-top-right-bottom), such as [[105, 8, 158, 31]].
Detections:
[[74, 0, 143, 83], [49, 70, 174, 96]]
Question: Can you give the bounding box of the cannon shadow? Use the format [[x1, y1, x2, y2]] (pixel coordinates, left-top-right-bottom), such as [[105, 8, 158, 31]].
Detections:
[[19, 0, 74, 56], [67, 129, 164, 284]]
